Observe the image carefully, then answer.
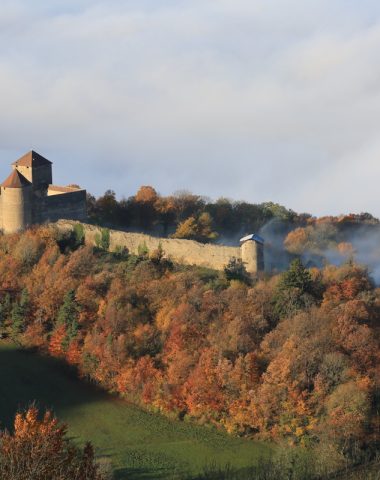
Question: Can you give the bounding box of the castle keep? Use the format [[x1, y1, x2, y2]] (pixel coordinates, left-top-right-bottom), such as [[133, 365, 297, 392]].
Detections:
[[0, 151, 87, 233]]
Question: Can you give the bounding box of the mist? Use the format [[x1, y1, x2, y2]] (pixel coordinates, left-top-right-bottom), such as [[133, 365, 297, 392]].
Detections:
[[258, 218, 380, 284]]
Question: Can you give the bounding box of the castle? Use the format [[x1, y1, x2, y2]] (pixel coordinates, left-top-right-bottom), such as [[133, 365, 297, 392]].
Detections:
[[1, 150, 264, 273], [0, 151, 87, 234]]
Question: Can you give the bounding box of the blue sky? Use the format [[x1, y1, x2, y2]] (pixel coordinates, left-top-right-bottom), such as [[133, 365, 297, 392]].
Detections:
[[1, 0, 380, 216]]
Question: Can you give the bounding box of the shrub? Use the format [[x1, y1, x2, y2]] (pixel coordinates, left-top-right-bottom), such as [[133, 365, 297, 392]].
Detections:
[[0, 407, 107, 479], [224, 257, 250, 284], [95, 228, 110, 251]]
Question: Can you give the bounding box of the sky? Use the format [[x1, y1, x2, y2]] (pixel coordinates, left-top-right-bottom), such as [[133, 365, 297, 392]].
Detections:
[[0, 0, 380, 217]]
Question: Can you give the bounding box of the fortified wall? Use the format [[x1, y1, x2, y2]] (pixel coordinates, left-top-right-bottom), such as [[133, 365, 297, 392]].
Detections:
[[1, 150, 265, 273], [56, 221, 265, 274]]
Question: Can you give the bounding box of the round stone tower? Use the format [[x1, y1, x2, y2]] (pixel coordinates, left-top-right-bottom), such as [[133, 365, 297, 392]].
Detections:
[[1, 170, 32, 234], [240, 234, 265, 274]]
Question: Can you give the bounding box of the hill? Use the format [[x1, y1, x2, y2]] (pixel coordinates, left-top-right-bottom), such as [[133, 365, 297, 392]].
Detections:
[[0, 342, 271, 479], [0, 224, 379, 477]]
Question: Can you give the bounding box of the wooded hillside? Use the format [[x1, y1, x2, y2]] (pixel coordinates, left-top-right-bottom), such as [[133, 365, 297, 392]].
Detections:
[[0, 222, 379, 475]]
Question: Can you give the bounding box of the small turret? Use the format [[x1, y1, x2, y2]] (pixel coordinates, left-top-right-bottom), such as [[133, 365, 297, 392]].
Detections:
[[1, 170, 32, 233], [240, 234, 265, 274]]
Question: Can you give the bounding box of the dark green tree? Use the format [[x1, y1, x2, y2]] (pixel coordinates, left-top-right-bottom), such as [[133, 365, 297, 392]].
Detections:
[[0, 294, 11, 332], [57, 290, 79, 326], [11, 289, 29, 339], [278, 258, 313, 293], [57, 290, 80, 350], [273, 259, 317, 319], [224, 257, 251, 284]]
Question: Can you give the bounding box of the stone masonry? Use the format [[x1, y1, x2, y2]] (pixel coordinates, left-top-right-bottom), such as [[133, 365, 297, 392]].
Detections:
[[55, 221, 265, 274], [0, 151, 87, 234]]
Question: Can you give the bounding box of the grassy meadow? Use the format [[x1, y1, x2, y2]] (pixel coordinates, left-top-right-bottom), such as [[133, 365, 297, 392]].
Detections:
[[0, 343, 272, 479]]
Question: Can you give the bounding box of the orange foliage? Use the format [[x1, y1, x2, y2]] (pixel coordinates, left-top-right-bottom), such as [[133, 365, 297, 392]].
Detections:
[[0, 407, 103, 479], [2, 225, 380, 450], [135, 186, 158, 203], [66, 340, 82, 365], [284, 228, 309, 254], [48, 325, 67, 357]]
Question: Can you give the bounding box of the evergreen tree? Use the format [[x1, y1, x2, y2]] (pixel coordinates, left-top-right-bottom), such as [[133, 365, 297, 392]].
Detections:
[[273, 259, 316, 319], [57, 290, 79, 327], [224, 257, 250, 284], [11, 289, 29, 339], [2, 294, 12, 320], [278, 258, 313, 294], [57, 290, 80, 350]]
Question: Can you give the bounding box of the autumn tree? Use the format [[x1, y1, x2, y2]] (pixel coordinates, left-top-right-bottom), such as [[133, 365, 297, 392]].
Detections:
[[324, 381, 371, 460], [0, 407, 106, 479], [172, 212, 218, 243], [135, 186, 158, 204], [154, 196, 176, 235], [134, 186, 159, 230]]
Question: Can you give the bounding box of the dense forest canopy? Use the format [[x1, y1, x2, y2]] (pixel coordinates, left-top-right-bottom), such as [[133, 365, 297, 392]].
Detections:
[[0, 218, 379, 475]]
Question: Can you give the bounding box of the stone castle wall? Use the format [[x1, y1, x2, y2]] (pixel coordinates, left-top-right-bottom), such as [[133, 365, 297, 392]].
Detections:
[[55, 221, 262, 273], [34, 190, 87, 224]]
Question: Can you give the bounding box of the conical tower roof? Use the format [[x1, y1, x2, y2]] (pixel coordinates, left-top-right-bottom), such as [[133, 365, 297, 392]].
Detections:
[[1, 170, 31, 188], [12, 150, 52, 167]]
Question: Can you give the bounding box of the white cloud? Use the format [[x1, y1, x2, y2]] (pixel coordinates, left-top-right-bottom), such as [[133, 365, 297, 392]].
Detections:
[[0, 0, 380, 216]]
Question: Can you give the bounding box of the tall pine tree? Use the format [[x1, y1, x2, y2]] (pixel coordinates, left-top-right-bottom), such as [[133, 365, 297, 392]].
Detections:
[[56, 290, 80, 351], [11, 289, 29, 339]]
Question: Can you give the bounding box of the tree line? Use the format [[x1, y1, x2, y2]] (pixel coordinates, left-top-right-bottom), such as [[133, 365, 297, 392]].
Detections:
[[87, 187, 305, 241]]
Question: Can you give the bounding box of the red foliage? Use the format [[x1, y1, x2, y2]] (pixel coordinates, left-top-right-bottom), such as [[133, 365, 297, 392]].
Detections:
[[1, 226, 379, 451]]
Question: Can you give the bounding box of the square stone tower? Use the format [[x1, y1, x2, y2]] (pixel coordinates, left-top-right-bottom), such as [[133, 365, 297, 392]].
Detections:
[[240, 234, 265, 273], [12, 151, 52, 192]]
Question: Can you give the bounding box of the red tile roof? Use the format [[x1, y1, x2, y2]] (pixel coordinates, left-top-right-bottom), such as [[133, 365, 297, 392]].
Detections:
[[1, 170, 31, 189], [12, 150, 52, 167]]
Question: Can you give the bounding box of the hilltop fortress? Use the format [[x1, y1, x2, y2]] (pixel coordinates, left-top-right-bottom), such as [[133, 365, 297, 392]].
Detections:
[[0, 151, 87, 234], [1, 150, 264, 274]]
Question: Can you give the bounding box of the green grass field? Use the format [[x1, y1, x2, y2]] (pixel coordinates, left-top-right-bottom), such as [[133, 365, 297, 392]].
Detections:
[[0, 343, 272, 479]]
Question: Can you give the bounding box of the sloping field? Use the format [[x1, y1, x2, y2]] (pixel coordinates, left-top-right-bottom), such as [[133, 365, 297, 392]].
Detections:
[[0, 343, 272, 479]]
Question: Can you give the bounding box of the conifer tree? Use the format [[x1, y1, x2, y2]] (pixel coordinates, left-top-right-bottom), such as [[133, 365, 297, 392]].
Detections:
[[278, 258, 313, 294], [11, 289, 29, 339], [57, 290, 79, 327], [57, 290, 80, 350], [273, 259, 316, 319]]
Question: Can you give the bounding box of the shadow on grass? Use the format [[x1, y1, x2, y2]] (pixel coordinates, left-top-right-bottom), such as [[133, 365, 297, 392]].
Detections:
[[0, 342, 107, 430], [0, 343, 274, 480]]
